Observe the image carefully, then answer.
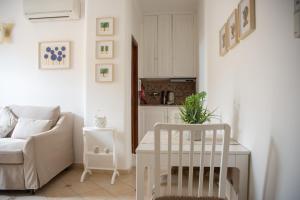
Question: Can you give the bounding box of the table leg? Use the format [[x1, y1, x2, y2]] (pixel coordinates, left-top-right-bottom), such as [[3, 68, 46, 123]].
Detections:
[[111, 169, 120, 184], [236, 155, 249, 200], [136, 153, 145, 200], [148, 165, 154, 197], [80, 169, 91, 182]]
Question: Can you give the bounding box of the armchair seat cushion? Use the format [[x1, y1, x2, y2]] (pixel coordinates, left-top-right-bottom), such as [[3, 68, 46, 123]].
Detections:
[[0, 138, 25, 164]]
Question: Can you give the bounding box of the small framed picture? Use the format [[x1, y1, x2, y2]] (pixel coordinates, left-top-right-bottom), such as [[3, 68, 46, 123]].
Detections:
[[95, 64, 113, 82], [238, 0, 256, 40], [39, 41, 70, 69], [96, 40, 114, 59], [219, 23, 228, 56], [96, 17, 114, 36], [227, 9, 239, 49]]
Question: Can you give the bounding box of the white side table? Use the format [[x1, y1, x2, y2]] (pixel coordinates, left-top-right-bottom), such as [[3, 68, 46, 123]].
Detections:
[[80, 127, 119, 184]]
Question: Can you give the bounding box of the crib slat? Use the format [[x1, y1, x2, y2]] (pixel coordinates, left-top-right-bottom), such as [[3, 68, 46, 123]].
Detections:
[[208, 130, 217, 196], [218, 126, 230, 198], [188, 131, 194, 196], [177, 130, 183, 196], [153, 124, 231, 199], [154, 126, 161, 197], [197, 131, 205, 197], [167, 130, 172, 195]]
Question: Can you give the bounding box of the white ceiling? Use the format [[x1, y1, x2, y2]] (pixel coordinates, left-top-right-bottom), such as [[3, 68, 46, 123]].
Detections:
[[139, 0, 198, 13]]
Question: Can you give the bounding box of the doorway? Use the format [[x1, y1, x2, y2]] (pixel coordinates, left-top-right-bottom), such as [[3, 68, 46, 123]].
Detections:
[[131, 36, 138, 154]]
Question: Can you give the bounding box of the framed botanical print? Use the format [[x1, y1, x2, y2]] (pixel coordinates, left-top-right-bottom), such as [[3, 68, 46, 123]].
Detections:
[[96, 17, 114, 36], [227, 9, 239, 49], [219, 23, 228, 56], [96, 40, 114, 59], [39, 41, 70, 69], [238, 0, 256, 40], [95, 64, 113, 82]]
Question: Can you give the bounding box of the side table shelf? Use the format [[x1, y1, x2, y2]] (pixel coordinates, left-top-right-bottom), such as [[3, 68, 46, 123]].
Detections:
[[80, 127, 119, 184]]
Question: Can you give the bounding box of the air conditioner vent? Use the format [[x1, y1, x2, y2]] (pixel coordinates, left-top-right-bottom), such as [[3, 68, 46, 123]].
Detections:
[[28, 16, 71, 20]]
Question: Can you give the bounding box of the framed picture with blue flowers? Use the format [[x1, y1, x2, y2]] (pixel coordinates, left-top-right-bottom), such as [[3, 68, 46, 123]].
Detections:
[[39, 41, 70, 69]]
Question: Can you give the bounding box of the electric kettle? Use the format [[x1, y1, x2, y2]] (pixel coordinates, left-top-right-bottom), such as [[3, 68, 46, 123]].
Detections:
[[167, 91, 175, 105]]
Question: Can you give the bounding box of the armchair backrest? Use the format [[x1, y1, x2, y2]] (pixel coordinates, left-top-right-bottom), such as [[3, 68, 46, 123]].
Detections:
[[9, 105, 61, 126]]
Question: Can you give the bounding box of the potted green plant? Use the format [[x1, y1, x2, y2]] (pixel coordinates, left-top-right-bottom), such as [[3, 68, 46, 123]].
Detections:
[[180, 92, 215, 124], [180, 92, 216, 141]]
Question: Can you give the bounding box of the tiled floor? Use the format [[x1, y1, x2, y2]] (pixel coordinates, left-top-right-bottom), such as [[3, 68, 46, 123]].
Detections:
[[0, 166, 137, 200], [0, 167, 220, 200]]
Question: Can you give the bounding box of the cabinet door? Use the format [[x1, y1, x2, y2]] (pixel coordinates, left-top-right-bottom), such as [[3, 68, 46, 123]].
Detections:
[[173, 14, 195, 77], [142, 107, 167, 138], [143, 16, 158, 78], [167, 107, 184, 124], [158, 15, 173, 77]]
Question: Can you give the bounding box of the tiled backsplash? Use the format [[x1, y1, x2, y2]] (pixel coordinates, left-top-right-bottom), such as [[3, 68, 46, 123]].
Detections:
[[140, 78, 196, 105]]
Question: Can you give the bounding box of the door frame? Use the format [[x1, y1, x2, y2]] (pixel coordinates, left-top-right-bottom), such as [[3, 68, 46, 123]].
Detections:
[[131, 36, 138, 154]]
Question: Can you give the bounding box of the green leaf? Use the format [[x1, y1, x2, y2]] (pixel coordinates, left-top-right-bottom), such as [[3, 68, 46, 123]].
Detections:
[[179, 92, 216, 124]]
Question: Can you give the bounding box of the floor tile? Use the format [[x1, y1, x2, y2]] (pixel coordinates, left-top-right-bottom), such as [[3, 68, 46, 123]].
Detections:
[[0, 166, 220, 200]]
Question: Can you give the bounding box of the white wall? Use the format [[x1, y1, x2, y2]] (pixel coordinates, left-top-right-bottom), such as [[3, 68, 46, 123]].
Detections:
[[84, 0, 142, 169], [0, 0, 142, 167], [0, 0, 85, 163], [198, 0, 300, 199]]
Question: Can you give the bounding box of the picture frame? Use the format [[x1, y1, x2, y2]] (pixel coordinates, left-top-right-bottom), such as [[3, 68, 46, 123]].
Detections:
[[227, 9, 239, 49], [96, 17, 114, 36], [39, 41, 70, 69], [238, 0, 256, 40], [219, 23, 229, 56], [96, 40, 114, 59], [95, 63, 113, 82], [0, 23, 14, 43], [0, 23, 5, 43]]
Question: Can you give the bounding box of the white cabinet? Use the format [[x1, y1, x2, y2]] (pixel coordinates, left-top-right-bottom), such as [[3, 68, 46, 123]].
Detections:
[[139, 106, 167, 141], [143, 15, 158, 77], [158, 15, 173, 77], [139, 106, 183, 141], [167, 107, 183, 124], [142, 14, 195, 78], [173, 14, 195, 77]]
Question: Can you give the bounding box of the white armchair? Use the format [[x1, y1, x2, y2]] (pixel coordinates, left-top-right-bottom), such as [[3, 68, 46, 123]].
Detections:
[[0, 105, 73, 192]]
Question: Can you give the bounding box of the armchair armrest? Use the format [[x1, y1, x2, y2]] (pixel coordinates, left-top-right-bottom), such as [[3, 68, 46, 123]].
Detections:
[[23, 112, 73, 189]]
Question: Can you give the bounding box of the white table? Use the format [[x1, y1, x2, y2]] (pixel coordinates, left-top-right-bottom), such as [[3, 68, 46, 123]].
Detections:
[[136, 131, 250, 200], [80, 127, 119, 184]]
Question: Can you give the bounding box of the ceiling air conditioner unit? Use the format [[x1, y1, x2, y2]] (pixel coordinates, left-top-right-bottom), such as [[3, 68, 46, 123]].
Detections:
[[23, 0, 80, 22]]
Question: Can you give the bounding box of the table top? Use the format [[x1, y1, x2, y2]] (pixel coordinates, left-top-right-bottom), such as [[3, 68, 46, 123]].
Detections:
[[136, 131, 250, 155]]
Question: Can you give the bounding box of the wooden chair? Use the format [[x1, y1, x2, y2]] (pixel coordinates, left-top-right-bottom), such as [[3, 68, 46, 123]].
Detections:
[[153, 123, 230, 199]]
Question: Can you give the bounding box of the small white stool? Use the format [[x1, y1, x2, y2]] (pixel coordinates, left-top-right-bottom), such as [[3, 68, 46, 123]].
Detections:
[[80, 127, 119, 184]]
